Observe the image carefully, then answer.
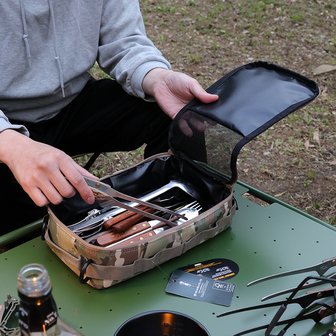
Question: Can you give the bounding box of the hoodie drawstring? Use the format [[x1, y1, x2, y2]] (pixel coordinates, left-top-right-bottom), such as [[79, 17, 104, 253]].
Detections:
[[19, 0, 32, 68], [48, 0, 65, 97], [19, 0, 66, 98]]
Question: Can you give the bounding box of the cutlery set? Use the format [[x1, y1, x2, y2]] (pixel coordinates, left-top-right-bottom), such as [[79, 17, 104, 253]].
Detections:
[[66, 179, 204, 248]]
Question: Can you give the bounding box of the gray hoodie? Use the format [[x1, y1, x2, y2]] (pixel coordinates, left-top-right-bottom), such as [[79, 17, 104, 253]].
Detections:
[[0, 0, 170, 135]]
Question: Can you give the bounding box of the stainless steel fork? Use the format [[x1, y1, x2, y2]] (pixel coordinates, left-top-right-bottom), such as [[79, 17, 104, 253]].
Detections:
[[83, 201, 203, 242]]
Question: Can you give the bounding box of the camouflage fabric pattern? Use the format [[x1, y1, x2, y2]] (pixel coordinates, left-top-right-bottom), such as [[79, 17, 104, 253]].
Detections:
[[45, 164, 236, 289], [46, 193, 235, 289]]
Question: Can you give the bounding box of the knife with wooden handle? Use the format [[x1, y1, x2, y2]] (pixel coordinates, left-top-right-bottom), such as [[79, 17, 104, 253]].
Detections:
[[107, 228, 166, 249], [101, 207, 199, 248], [97, 219, 163, 247], [102, 205, 155, 231], [103, 200, 187, 233]]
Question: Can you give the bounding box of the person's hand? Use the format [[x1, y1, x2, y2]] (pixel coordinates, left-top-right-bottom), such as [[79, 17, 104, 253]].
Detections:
[[142, 68, 218, 119], [0, 130, 96, 207]]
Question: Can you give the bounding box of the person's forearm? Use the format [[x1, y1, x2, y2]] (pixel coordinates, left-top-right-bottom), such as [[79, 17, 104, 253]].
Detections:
[[0, 129, 28, 165]]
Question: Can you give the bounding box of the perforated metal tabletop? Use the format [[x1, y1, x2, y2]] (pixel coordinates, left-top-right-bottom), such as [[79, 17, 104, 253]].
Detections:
[[1, 182, 334, 335]]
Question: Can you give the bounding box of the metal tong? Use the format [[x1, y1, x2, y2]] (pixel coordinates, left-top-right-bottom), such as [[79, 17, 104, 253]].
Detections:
[[249, 256, 336, 302], [218, 276, 336, 335], [247, 257, 336, 287], [100, 202, 202, 248], [225, 299, 336, 336], [217, 257, 336, 335], [262, 272, 336, 302], [68, 178, 188, 232], [217, 285, 336, 318]]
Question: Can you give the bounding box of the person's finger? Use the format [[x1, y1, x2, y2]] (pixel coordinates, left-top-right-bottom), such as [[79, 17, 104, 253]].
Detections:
[[36, 179, 64, 205], [189, 81, 219, 103], [19, 168, 64, 206], [28, 186, 50, 207], [178, 118, 193, 137], [49, 170, 76, 199], [59, 158, 95, 204], [189, 116, 207, 133]]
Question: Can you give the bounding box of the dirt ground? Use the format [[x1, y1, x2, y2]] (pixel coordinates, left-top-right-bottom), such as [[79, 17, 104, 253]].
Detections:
[[142, 0, 336, 224], [92, 1, 335, 224]]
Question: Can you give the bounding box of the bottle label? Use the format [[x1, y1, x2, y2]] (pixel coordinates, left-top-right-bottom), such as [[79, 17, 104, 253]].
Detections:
[[19, 304, 58, 335]]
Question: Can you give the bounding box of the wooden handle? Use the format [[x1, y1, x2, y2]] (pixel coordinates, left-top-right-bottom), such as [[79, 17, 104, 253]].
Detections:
[[102, 205, 153, 231], [111, 230, 160, 249], [97, 222, 152, 246], [111, 209, 157, 233]]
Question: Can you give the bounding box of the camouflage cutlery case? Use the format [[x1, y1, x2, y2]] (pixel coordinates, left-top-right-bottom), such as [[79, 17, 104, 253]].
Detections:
[[44, 62, 319, 289]]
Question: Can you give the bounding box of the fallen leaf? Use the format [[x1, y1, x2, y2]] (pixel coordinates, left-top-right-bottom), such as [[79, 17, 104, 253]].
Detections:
[[304, 139, 310, 150], [313, 64, 336, 75], [304, 139, 315, 150], [313, 130, 320, 145]]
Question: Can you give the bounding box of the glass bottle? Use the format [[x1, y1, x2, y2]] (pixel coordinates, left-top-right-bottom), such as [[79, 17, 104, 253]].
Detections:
[[17, 263, 82, 336]]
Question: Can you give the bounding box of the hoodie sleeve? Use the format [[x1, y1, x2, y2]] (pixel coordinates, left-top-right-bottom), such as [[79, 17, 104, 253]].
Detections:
[[0, 109, 29, 136], [97, 0, 171, 98]]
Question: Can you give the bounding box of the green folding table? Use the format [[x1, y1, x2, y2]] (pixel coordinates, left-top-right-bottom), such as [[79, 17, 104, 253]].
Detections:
[[1, 182, 335, 335]]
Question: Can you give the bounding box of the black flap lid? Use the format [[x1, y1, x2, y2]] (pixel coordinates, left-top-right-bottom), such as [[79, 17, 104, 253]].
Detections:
[[169, 62, 319, 184]]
